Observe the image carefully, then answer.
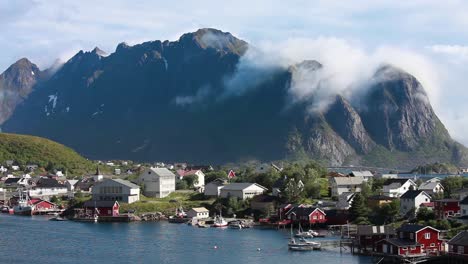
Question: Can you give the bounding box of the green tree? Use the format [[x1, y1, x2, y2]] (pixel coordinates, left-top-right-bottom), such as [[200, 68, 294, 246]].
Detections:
[[416, 207, 435, 222], [304, 182, 321, 199], [349, 193, 369, 222], [283, 178, 304, 203], [205, 170, 228, 183], [441, 176, 463, 197], [360, 182, 372, 198], [50, 195, 59, 203], [176, 180, 188, 190]]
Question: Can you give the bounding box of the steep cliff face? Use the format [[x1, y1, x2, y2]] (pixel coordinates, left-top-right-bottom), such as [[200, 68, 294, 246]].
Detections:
[[359, 65, 445, 151], [324, 95, 375, 154], [0, 58, 41, 123]]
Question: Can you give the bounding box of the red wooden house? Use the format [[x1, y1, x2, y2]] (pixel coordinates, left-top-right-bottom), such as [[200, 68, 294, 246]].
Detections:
[[375, 225, 443, 256], [434, 199, 460, 219], [448, 231, 468, 256], [285, 206, 326, 225], [83, 200, 120, 217], [29, 199, 57, 215]]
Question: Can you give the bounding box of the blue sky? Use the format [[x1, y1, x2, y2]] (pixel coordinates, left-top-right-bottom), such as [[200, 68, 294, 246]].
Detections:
[[2, 0, 468, 143]]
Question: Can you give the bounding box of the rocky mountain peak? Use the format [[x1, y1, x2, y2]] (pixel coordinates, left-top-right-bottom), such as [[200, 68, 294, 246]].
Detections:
[[179, 28, 248, 55]]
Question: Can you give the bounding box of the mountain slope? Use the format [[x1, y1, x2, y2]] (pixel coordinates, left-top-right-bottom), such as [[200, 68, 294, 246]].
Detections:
[[0, 133, 92, 173], [1, 28, 467, 168]]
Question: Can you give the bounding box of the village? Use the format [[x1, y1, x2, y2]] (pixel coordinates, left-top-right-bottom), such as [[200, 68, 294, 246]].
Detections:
[[0, 159, 468, 263]]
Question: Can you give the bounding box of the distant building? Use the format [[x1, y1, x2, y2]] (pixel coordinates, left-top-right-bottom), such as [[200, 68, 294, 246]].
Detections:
[[367, 195, 396, 209], [93, 166, 104, 182], [349, 171, 374, 181], [84, 200, 120, 217], [136, 167, 175, 198], [356, 225, 395, 252], [92, 179, 140, 204], [176, 169, 205, 189], [448, 231, 468, 255], [383, 179, 417, 198], [337, 192, 356, 210], [285, 206, 326, 225], [329, 176, 365, 197], [219, 183, 267, 200], [419, 181, 444, 196], [400, 190, 431, 216], [204, 178, 227, 197], [375, 225, 443, 256], [434, 199, 460, 219], [460, 196, 468, 217], [186, 207, 210, 219], [65, 180, 78, 192]]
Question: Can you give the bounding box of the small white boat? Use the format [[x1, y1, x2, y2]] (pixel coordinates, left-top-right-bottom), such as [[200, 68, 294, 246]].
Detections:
[[288, 238, 321, 251], [212, 216, 228, 227], [295, 224, 319, 238]]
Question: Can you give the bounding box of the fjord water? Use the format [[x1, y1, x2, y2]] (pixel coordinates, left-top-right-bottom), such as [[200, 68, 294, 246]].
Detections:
[[0, 215, 371, 264]]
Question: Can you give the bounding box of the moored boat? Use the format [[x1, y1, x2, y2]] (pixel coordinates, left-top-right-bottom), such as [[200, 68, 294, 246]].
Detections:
[[288, 238, 321, 251], [212, 216, 228, 227], [13, 191, 33, 216]]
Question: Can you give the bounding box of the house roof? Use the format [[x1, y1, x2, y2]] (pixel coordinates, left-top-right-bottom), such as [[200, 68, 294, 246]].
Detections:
[[448, 231, 468, 246], [206, 178, 227, 186], [221, 183, 267, 191], [368, 195, 395, 201], [397, 224, 432, 233], [357, 225, 395, 236], [384, 178, 413, 186], [4, 177, 20, 184], [285, 207, 325, 217], [332, 176, 365, 185], [189, 207, 209, 213], [350, 171, 373, 177], [105, 179, 140, 189], [434, 199, 459, 203], [460, 196, 468, 205], [83, 200, 119, 207], [36, 178, 66, 188], [380, 238, 420, 247], [148, 167, 176, 177], [176, 169, 201, 177], [400, 190, 429, 200], [419, 182, 442, 190]]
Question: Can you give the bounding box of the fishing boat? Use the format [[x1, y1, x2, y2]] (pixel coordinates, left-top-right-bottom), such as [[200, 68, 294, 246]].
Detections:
[[13, 191, 33, 216], [212, 215, 228, 227]]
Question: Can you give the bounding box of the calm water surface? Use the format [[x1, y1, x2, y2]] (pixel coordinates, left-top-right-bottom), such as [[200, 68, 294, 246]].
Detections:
[[0, 214, 371, 264]]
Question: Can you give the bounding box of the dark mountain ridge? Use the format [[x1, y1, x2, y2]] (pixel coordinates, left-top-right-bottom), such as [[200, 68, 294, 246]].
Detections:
[[1, 28, 467, 168]]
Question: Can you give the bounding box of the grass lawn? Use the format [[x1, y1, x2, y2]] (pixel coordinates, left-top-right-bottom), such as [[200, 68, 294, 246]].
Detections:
[[120, 191, 216, 215]]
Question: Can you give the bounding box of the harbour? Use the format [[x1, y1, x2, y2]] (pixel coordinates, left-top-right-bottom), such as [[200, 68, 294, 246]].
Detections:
[[0, 213, 371, 264]]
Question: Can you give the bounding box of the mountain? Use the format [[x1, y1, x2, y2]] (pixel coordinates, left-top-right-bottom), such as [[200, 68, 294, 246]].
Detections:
[[0, 58, 42, 123], [0, 133, 91, 173], [1, 28, 467, 168]]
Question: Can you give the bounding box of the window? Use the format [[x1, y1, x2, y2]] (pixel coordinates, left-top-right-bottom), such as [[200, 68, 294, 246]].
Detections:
[[425, 233, 430, 239], [312, 215, 317, 219], [430, 243, 435, 247], [402, 247, 408, 250], [410, 247, 416, 250], [421, 244, 424, 248]]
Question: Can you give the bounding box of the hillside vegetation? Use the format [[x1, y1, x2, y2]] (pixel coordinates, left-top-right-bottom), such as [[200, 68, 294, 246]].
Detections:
[[0, 133, 92, 174]]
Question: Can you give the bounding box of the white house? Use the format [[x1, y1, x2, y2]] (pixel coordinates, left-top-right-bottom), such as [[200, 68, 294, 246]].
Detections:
[[65, 180, 78, 191], [329, 176, 366, 197], [92, 178, 140, 203], [28, 178, 68, 199], [400, 190, 432, 216], [186, 207, 210, 219], [337, 192, 356, 209], [11, 165, 19, 171], [349, 171, 374, 181], [136, 167, 176, 198], [176, 169, 205, 189], [204, 178, 227, 197], [419, 181, 444, 196], [219, 183, 267, 200], [383, 179, 417, 198]]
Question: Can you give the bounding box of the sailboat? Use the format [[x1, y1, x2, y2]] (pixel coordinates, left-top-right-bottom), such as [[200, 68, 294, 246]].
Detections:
[[13, 190, 33, 216], [288, 224, 321, 251], [295, 223, 319, 238]]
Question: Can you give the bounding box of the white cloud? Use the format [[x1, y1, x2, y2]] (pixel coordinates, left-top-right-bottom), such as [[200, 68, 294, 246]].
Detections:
[[427, 44, 468, 57]]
